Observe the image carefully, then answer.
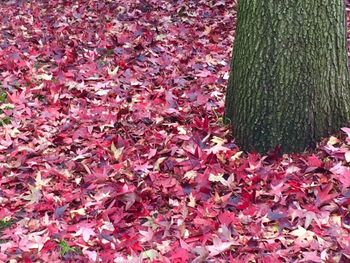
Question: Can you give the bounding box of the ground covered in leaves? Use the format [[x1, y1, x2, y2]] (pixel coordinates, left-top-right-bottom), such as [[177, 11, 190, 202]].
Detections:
[[1, 0, 350, 262]]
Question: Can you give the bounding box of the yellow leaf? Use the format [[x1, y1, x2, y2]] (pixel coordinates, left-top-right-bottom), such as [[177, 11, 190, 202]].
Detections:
[[209, 173, 224, 182], [111, 142, 123, 161], [188, 193, 196, 208], [177, 126, 187, 135], [231, 151, 243, 161], [327, 136, 339, 145], [153, 157, 167, 171], [345, 151, 350, 163], [184, 170, 197, 180], [70, 208, 86, 217], [211, 136, 225, 145], [36, 73, 52, 80], [108, 66, 119, 76], [202, 26, 211, 36], [35, 172, 51, 190], [22, 186, 42, 204]]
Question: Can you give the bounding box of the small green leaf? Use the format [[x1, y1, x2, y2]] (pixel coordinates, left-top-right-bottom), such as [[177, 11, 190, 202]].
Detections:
[[57, 240, 79, 256], [0, 218, 13, 230], [0, 92, 7, 103]]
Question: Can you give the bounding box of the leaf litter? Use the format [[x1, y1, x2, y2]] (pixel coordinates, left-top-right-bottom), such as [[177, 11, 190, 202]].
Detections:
[[1, 0, 350, 262]]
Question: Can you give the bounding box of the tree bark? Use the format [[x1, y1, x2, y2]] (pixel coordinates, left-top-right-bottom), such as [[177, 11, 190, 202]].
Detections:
[[225, 0, 350, 153]]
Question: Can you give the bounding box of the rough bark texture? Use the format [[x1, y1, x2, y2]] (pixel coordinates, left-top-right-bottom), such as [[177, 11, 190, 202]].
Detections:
[[225, 0, 350, 153]]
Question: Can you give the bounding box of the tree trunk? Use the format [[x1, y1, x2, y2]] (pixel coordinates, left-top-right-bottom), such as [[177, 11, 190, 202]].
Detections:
[[225, 0, 350, 153]]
